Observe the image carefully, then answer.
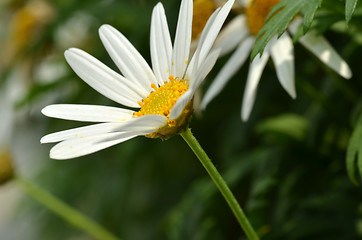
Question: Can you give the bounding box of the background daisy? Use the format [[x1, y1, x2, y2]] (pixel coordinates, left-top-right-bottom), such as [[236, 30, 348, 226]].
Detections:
[[201, 0, 352, 121]]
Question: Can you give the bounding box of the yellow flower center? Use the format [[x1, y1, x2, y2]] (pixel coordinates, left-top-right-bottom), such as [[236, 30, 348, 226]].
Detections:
[[135, 76, 189, 118], [134, 76, 193, 139], [246, 0, 280, 36], [192, 0, 217, 40]]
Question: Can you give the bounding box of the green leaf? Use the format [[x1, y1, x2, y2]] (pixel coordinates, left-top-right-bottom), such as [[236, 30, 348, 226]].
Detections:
[[303, 0, 323, 32], [256, 114, 308, 141], [251, 0, 323, 60], [346, 0, 359, 23], [346, 112, 362, 185]]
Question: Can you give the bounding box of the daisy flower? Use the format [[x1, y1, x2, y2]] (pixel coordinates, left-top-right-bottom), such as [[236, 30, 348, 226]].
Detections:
[[41, 0, 234, 160], [201, 0, 352, 121]]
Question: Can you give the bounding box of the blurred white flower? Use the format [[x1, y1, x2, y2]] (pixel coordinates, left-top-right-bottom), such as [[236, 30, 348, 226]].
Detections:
[[34, 55, 68, 84], [0, 73, 27, 152], [201, 0, 352, 121], [0, 0, 55, 70], [55, 11, 95, 49]]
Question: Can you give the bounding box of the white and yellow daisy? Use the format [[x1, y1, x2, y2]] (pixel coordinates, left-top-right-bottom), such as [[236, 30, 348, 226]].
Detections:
[[41, 0, 234, 160], [201, 0, 352, 121]]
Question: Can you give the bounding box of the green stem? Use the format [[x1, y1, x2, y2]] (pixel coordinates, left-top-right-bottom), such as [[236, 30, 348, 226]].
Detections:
[[14, 175, 120, 240], [180, 128, 259, 240]]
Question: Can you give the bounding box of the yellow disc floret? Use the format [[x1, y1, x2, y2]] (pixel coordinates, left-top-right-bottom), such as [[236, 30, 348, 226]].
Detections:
[[246, 0, 280, 36], [192, 0, 217, 40], [134, 76, 193, 139], [135, 76, 188, 118]]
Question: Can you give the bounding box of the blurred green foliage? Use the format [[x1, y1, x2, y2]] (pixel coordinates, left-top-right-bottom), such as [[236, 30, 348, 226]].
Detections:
[[1, 0, 362, 239], [345, 0, 359, 22]]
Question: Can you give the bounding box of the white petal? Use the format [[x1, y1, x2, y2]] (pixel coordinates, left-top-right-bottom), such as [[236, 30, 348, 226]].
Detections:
[[169, 90, 193, 120], [270, 33, 296, 98], [300, 33, 352, 79], [46, 114, 168, 159], [189, 0, 234, 74], [65, 48, 143, 108], [150, 3, 173, 85], [213, 15, 249, 57], [41, 115, 167, 144], [185, 8, 219, 79], [288, 17, 303, 33], [201, 37, 254, 110], [41, 104, 134, 122], [41, 122, 123, 143], [49, 132, 139, 160], [289, 18, 352, 79], [169, 50, 220, 120], [242, 51, 270, 121], [113, 114, 167, 132], [99, 24, 157, 93], [170, 0, 193, 78], [190, 49, 221, 91]]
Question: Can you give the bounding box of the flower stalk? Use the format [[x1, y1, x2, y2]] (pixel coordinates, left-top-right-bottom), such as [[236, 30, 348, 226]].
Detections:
[[180, 127, 259, 240], [14, 176, 120, 240]]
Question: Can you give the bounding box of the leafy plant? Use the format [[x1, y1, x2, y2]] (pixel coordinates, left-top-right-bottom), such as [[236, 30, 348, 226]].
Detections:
[[346, 107, 362, 185], [251, 0, 322, 60], [346, 0, 359, 23]]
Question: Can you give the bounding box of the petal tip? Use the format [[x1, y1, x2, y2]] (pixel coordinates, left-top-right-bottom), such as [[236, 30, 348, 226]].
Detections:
[[49, 152, 65, 160], [241, 104, 251, 122], [98, 24, 113, 37], [154, 2, 163, 8], [200, 101, 207, 111], [286, 87, 296, 99], [241, 114, 249, 122], [41, 106, 48, 115], [64, 49, 71, 58], [40, 136, 47, 144], [341, 66, 353, 79], [49, 147, 71, 160], [64, 48, 80, 61], [99, 24, 111, 30]]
